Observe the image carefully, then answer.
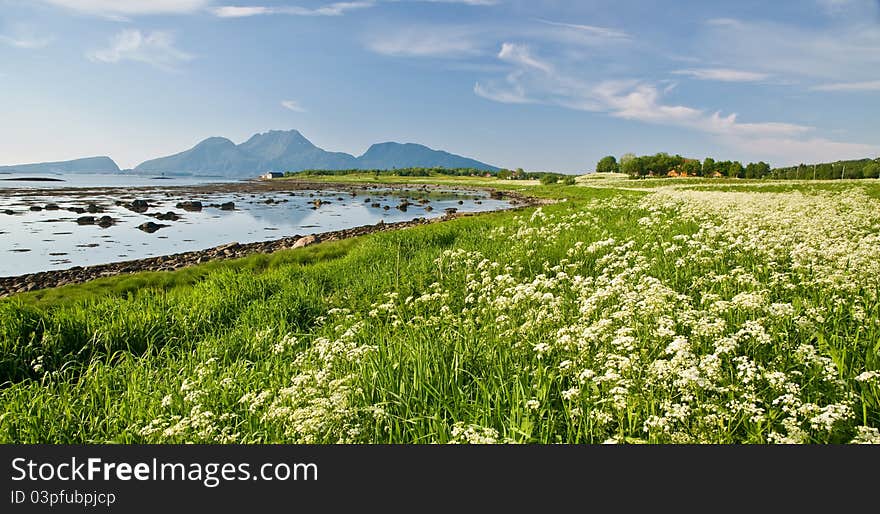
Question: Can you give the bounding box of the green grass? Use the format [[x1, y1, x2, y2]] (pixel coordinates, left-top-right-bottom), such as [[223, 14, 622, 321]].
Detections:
[[1, 178, 877, 444]]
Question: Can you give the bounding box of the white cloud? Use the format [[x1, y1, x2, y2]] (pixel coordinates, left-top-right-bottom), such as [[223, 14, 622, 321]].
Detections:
[[473, 76, 533, 104], [591, 81, 810, 138], [213, 2, 375, 17], [698, 17, 880, 81], [281, 100, 306, 112], [497, 43, 552, 73], [88, 30, 193, 71], [815, 0, 878, 15], [672, 68, 769, 82], [0, 33, 53, 49], [42, 0, 210, 18], [366, 27, 482, 57], [474, 42, 875, 164], [811, 80, 880, 91], [423, 0, 499, 4], [726, 136, 879, 165], [212, 6, 271, 17], [536, 19, 630, 41], [0, 23, 53, 49]]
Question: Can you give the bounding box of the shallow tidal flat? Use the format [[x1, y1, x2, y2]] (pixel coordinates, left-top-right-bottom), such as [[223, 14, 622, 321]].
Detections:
[[0, 181, 512, 278]]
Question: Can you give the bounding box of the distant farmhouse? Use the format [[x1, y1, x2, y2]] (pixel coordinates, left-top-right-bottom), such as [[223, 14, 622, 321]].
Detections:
[[260, 172, 284, 179]]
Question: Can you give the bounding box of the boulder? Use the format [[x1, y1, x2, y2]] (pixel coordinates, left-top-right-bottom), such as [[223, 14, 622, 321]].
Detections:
[[137, 222, 168, 233], [128, 199, 150, 213], [176, 201, 202, 212], [292, 235, 317, 249], [153, 211, 181, 221]]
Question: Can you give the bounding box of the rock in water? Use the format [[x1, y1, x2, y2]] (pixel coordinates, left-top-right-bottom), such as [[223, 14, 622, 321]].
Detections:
[[137, 222, 168, 233], [176, 201, 203, 212], [127, 199, 150, 213], [219, 202, 235, 211], [154, 211, 181, 221]]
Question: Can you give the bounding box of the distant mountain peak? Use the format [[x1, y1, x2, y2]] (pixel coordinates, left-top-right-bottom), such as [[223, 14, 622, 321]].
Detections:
[[132, 129, 497, 176], [195, 137, 236, 147]]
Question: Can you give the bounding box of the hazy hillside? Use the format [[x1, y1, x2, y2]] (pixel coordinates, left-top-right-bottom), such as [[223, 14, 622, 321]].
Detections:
[[0, 156, 119, 174], [133, 130, 497, 176]]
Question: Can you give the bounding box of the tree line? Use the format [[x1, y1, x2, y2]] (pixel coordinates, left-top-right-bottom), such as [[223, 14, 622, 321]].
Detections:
[[287, 167, 495, 178], [287, 167, 575, 183], [596, 153, 880, 180], [771, 158, 880, 180], [596, 153, 771, 178]]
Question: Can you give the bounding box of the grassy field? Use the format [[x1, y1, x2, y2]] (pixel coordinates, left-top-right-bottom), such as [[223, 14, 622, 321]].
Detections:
[[1, 176, 878, 443]]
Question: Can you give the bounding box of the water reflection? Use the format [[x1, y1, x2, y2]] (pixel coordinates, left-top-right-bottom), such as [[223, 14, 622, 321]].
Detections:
[[0, 185, 510, 276]]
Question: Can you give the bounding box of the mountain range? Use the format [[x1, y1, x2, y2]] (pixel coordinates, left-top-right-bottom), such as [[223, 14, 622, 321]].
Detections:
[[0, 130, 498, 177], [0, 156, 120, 174]]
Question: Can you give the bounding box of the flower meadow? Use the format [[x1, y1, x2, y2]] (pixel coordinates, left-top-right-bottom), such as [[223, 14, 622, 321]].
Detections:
[[1, 180, 878, 444]]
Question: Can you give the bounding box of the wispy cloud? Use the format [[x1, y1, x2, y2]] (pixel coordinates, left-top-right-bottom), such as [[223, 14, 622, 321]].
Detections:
[[213, 0, 497, 18], [88, 29, 193, 71], [672, 68, 769, 82], [474, 77, 533, 104], [725, 136, 879, 164], [0, 25, 54, 49], [811, 80, 880, 91], [422, 0, 500, 4], [815, 0, 878, 16], [0, 34, 54, 50], [213, 2, 375, 18], [498, 43, 552, 73], [41, 0, 211, 18], [697, 17, 880, 81], [366, 26, 483, 57], [281, 100, 306, 112], [536, 19, 630, 41], [474, 41, 876, 164]]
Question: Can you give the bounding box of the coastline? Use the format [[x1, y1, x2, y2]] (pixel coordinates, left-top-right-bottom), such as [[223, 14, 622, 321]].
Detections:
[[0, 181, 544, 297]]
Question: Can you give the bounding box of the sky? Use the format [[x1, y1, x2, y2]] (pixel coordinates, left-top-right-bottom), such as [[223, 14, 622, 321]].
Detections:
[[1, 0, 879, 172]]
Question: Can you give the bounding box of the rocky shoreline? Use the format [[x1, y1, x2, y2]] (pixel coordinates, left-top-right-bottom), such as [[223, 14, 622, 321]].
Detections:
[[0, 184, 545, 297]]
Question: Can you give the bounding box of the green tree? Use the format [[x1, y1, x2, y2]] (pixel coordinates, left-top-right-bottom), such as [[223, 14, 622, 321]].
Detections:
[[539, 174, 559, 185], [681, 160, 701, 177], [703, 157, 716, 176], [863, 162, 880, 179], [619, 153, 636, 167], [596, 155, 619, 173], [621, 156, 645, 177], [562, 175, 576, 185], [727, 161, 745, 178]]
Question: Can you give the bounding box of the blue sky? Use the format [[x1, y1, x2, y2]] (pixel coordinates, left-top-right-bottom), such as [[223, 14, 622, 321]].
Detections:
[[1, 0, 878, 171]]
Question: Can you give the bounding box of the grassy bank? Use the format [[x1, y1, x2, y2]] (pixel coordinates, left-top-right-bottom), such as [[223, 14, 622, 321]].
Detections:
[[1, 178, 878, 443]]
